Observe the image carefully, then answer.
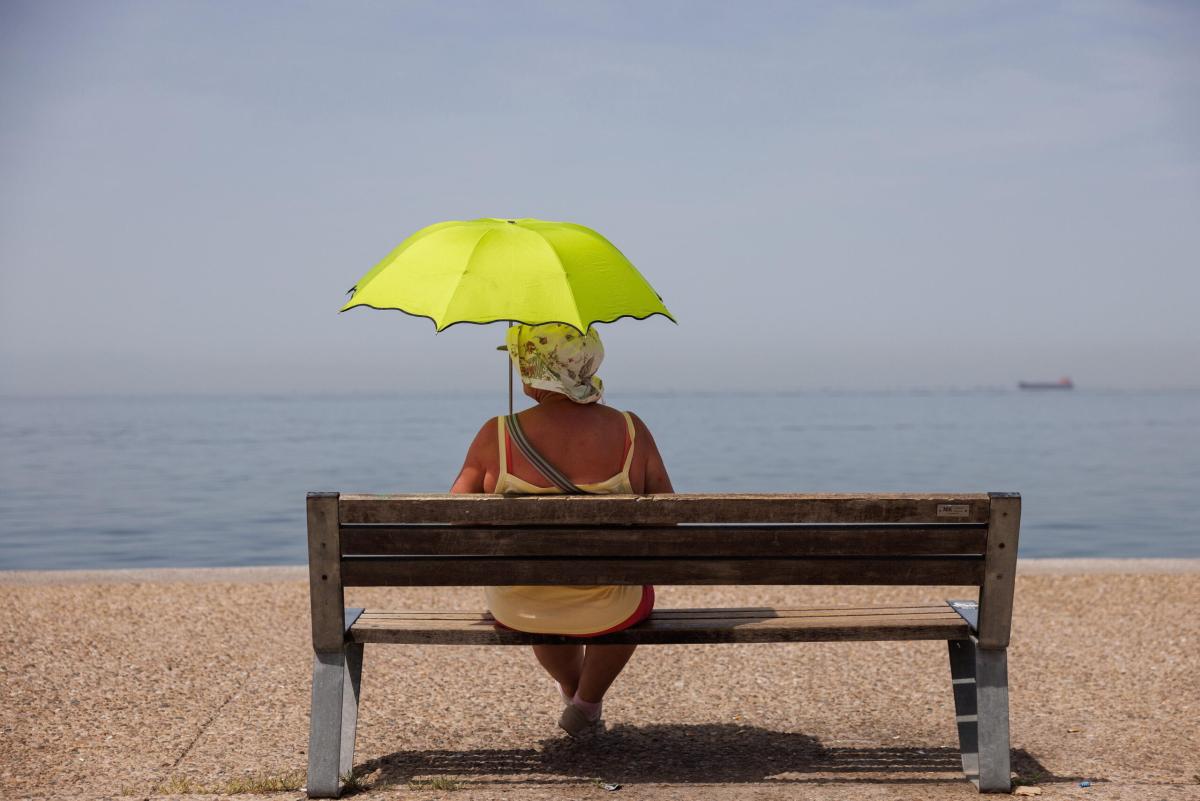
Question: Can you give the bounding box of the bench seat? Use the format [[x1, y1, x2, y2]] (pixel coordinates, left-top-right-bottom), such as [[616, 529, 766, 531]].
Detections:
[[347, 603, 972, 645]]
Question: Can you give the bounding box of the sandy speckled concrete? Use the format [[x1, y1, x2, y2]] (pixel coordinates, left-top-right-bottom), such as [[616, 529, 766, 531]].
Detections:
[[1, 562, 1197, 801]]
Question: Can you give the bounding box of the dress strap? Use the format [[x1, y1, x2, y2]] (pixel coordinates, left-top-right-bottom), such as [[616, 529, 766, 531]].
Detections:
[[496, 416, 508, 477], [506, 414, 592, 495], [620, 412, 637, 476]]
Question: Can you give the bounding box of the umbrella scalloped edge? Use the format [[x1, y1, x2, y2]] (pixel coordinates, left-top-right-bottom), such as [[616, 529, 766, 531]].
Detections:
[[338, 302, 678, 333]]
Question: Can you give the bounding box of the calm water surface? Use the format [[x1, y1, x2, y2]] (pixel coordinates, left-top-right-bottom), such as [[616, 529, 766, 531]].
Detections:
[[1, 391, 1197, 568]]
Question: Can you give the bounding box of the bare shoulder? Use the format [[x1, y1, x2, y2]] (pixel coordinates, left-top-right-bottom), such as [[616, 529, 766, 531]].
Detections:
[[450, 417, 500, 494], [623, 410, 673, 493], [468, 416, 499, 455], [625, 410, 665, 458], [625, 410, 658, 441]]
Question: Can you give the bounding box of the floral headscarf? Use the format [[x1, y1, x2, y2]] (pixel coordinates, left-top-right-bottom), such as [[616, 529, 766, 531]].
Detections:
[[506, 323, 604, 404]]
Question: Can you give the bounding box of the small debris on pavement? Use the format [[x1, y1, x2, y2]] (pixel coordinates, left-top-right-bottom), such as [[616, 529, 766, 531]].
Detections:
[[599, 782, 621, 791], [1079, 780, 1092, 788]]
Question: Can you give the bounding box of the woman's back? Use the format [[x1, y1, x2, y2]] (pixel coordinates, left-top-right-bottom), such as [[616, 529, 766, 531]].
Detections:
[[494, 402, 638, 493], [454, 397, 670, 496]]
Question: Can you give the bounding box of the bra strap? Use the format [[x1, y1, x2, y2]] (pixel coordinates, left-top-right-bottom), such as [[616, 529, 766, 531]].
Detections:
[[505, 414, 593, 495]]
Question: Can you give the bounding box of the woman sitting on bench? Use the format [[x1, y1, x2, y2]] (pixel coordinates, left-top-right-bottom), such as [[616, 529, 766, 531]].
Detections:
[[450, 322, 674, 736]]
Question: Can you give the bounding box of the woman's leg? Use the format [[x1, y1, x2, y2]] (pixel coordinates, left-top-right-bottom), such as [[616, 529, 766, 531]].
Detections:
[[535, 587, 652, 707], [532, 645, 584, 697], [532, 643, 637, 703], [576, 644, 637, 703]]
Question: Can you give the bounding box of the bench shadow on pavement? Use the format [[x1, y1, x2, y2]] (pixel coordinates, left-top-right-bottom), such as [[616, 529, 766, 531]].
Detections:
[[354, 723, 1058, 787]]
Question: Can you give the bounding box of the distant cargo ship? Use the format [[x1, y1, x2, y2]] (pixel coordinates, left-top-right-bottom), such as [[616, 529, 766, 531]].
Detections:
[[1018, 377, 1074, 390]]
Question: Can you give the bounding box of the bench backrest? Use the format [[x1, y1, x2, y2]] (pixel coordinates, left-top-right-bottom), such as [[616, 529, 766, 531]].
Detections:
[[307, 492, 1020, 652]]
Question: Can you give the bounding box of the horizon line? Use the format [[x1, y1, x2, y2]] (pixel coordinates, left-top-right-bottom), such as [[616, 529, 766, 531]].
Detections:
[[3, 385, 1200, 401]]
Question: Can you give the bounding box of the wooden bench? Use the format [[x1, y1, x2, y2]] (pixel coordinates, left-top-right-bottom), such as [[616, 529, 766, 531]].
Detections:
[[305, 491, 1021, 797]]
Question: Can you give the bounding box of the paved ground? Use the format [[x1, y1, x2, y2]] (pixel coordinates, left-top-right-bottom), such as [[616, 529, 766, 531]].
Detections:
[[1, 560, 1197, 801]]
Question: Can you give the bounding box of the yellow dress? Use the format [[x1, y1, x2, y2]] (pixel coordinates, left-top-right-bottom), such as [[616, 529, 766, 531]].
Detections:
[[484, 412, 644, 635]]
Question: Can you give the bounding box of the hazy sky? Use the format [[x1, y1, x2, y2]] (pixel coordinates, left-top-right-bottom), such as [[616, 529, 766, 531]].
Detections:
[[2, 1, 1197, 395]]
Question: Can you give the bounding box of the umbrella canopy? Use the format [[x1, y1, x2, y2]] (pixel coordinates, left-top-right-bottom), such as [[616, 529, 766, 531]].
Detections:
[[341, 218, 674, 331]]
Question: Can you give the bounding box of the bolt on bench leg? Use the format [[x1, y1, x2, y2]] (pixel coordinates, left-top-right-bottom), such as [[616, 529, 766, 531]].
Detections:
[[307, 645, 364, 799], [947, 639, 1011, 793]]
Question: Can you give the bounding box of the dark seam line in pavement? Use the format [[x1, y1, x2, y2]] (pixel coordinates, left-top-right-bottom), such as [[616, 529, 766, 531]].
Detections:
[[142, 669, 252, 801]]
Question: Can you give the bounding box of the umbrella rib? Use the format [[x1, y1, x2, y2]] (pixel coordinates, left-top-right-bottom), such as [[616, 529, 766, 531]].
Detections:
[[537, 235, 585, 333], [436, 227, 498, 330]]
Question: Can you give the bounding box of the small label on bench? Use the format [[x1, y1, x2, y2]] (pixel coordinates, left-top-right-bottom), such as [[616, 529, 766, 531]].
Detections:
[[937, 504, 971, 518]]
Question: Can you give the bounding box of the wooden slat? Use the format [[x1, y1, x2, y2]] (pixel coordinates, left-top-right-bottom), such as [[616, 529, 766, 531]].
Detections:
[[352, 613, 966, 631], [307, 492, 345, 653], [347, 605, 971, 645], [352, 604, 958, 620], [339, 556, 984, 587], [977, 493, 1021, 649], [337, 493, 992, 526], [339, 524, 988, 557]]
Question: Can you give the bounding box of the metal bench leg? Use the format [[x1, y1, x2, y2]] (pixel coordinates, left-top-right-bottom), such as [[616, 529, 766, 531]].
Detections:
[[974, 646, 1011, 792], [307, 650, 348, 798], [948, 639, 981, 785], [948, 639, 1012, 792], [339, 643, 364, 781]]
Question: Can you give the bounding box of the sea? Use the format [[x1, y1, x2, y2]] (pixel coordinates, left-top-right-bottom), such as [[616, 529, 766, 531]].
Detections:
[[1, 390, 1197, 569]]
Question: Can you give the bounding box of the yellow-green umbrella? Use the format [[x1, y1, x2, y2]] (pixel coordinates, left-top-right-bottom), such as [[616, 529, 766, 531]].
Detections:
[[341, 218, 674, 331]]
